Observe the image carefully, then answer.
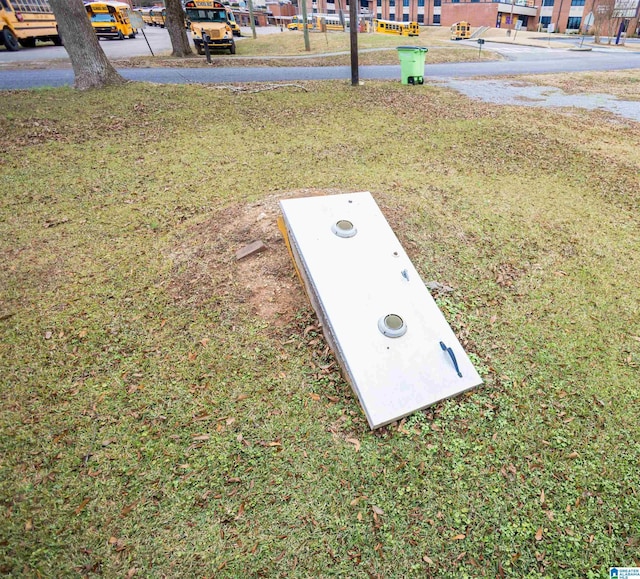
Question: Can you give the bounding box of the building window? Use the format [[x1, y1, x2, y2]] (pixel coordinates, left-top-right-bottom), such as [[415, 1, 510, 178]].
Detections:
[[377, 11, 382, 17], [433, 14, 440, 23], [542, 0, 554, 5], [389, 11, 395, 18], [539, 15, 551, 26], [377, 0, 381, 5], [403, 0, 409, 5], [570, 0, 585, 4], [451, 0, 460, 3], [418, 0, 424, 5], [403, 13, 409, 19], [418, 13, 424, 21], [566, 16, 582, 28], [389, 0, 394, 5], [434, 0, 441, 5]]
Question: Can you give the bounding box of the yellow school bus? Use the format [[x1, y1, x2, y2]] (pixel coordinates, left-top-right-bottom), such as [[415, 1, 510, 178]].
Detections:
[[226, 8, 241, 36], [315, 14, 350, 32], [136, 7, 154, 27], [287, 15, 313, 31], [149, 7, 166, 27], [184, 0, 236, 54], [85, 2, 136, 40], [0, 0, 61, 51], [451, 21, 471, 40], [373, 18, 419, 37]]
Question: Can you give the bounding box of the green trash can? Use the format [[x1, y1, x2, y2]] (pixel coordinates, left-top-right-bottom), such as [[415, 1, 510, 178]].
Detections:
[[396, 46, 428, 85]]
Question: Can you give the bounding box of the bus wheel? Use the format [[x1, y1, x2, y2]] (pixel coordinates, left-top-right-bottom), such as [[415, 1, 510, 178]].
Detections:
[[19, 37, 37, 48], [229, 42, 236, 54], [117, 31, 125, 40], [1, 28, 21, 51], [129, 32, 136, 39], [52, 34, 63, 46], [196, 44, 204, 55]]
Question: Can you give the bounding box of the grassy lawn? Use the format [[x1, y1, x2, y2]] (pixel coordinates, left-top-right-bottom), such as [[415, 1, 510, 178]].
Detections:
[[4, 27, 500, 70], [118, 27, 501, 67], [515, 69, 640, 101], [0, 75, 639, 577], [239, 27, 449, 56]]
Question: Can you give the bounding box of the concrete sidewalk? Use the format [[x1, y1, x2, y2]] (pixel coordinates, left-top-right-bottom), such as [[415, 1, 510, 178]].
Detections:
[[472, 28, 638, 51]]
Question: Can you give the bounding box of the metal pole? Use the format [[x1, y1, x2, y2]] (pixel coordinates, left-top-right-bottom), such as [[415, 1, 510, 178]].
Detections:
[[247, 0, 257, 39], [509, 0, 514, 36], [202, 29, 211, 63], [579, 0, 596, 47], [301, 0, 311, 51], [349, 0, 359, 85], [140, 28, 154, 56], [615, 18, 625, 44]]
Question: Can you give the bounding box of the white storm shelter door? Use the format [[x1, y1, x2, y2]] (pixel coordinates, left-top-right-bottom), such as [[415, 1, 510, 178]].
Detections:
[[279, 192, 482, 429]]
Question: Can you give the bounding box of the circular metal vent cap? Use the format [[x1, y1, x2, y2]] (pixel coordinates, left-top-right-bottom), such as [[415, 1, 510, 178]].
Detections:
[[378, 314, 407, 338], [332, 220, 357, 238]]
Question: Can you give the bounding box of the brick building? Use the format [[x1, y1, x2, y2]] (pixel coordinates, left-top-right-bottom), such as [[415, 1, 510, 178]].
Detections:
[[295, 0, 639, 33]]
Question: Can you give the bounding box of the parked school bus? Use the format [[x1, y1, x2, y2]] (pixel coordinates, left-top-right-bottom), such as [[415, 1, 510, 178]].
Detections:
[[316, 14, 350, 32], [149, 7, 166, 27], [85, 2, 136, 40], [226, 8, 241, 36], [287, 15, 313, 30], [184, 0, 236, 54], [136, 7, 154, 27], [0, 0, 61, 51], [373, 18, 419, 37], [450, 21, 471, 40]]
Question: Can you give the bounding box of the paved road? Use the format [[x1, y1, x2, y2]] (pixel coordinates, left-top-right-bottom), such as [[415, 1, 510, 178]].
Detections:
[[2, 52, 639, 89], [0, 25, 279, 64], [1, 26, 639, 89]]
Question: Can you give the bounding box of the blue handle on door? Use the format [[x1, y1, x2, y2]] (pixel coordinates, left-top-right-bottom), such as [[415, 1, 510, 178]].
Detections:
[[440, 341, 463, 378]]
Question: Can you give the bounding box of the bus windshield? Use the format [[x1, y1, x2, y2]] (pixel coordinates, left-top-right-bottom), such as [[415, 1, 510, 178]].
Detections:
[[92, 14, 116, 22], [185, 8, 226, 23]]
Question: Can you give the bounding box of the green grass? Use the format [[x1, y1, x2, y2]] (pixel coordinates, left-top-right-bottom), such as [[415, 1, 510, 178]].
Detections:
[[0, 78, 639, 577], [119, 27, 501, 67], [517, 69, 640, 100], [235, 30, 500, 64]]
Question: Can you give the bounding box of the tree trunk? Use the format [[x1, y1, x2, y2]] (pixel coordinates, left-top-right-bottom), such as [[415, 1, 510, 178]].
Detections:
[[49, 0, 125, 90], [165, 0, 193, 57]]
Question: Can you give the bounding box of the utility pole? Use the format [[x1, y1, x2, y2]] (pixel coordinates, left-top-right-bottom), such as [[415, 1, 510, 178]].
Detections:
[[349, 0, 359, 84], [247, 0, 257, 39], [301, 0, 311, 51]]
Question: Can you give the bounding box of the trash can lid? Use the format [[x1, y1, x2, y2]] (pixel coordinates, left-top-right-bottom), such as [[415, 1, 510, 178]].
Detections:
[[396, 46, 428, 51]]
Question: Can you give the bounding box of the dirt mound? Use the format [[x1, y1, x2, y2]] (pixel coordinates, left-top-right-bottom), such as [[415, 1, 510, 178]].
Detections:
[[167, 189, 346, 327]]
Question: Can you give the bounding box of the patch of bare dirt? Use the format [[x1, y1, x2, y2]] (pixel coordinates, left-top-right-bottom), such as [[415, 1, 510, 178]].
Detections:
[[167, 189, 349, 328]]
